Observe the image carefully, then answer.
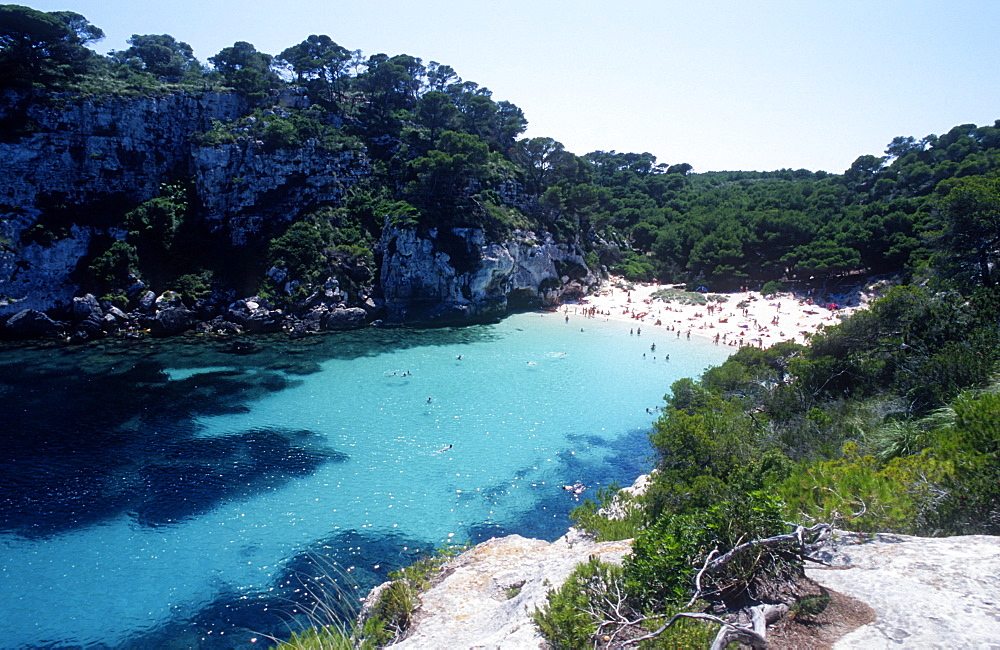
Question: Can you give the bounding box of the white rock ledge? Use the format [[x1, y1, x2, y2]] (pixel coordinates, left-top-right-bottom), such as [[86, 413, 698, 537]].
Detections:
[[806, 533, 1000, 649], [387, 529, 633, 649]]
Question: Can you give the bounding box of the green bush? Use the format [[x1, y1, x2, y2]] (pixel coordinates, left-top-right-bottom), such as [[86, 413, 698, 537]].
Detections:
[[88, 240, 139, 289], [267, 221, 333, 284], [533, 558, 619, 649], [778, 442, 951, 534], [761, 280, 784, 296], [626, 491, 786, 606], [570, 482, 646, 541], [173, 270, 213, 306]]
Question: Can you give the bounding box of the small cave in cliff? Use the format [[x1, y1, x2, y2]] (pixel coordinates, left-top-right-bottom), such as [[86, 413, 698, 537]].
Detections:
[[506, 288, 541, 311], [435, 229, 481, 276], [555, 259, 589, 281]]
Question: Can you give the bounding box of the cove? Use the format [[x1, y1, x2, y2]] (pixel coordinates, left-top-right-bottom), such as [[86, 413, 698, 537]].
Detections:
[[0, 311, 730, 648]]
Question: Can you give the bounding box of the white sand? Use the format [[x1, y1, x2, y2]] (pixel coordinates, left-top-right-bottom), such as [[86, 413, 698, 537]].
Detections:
[[558, 277, 864, 349]]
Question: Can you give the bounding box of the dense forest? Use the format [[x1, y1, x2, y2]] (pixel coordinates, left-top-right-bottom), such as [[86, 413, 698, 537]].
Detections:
[[3, 5, 1000, 648]]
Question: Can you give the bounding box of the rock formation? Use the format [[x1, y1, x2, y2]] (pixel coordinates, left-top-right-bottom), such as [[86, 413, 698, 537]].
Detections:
[[379, 227, 596, 325], [0, 90, 247, 315], [806, 532, 1000, 648], [0, 89, 598, 338], [386, 530, 632, 649], [369, 501, 1000, 649]]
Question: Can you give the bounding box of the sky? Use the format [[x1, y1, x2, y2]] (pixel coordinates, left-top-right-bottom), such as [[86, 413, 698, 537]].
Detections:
[[25, 0, 1000, 173]]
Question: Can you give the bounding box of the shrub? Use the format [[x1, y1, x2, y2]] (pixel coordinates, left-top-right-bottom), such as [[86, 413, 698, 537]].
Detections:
[[533, 558, 619, 649], [173, 270, 213, 306], [88, 240, 139, 289], [777, 442, 951, 534], [761, 280, 784, 296], [570, 482, 646, 541]]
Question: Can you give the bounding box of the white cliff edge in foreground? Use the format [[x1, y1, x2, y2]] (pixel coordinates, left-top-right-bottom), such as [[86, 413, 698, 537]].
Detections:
[[377, 473, 1000, 649]]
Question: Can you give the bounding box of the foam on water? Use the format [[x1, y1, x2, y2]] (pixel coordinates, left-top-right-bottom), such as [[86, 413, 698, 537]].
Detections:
[[0, 311, 730, 647]]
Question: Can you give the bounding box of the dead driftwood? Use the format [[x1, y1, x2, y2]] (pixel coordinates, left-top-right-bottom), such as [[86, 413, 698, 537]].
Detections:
[[620, 522, 833, 648]]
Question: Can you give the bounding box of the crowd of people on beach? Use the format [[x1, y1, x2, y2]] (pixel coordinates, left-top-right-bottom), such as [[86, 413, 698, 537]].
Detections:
[[559, 280, 853, 350]]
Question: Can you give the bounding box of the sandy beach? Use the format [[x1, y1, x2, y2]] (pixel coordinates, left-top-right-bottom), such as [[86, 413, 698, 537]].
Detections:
[[560, 277, 867, 349]]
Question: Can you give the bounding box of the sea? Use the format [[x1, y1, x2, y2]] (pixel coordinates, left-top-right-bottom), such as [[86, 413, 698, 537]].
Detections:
[[0, 309, 730, 648]]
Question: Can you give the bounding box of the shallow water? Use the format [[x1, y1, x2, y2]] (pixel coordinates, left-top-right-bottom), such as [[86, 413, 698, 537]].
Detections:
[[0, 311, 730, 648]]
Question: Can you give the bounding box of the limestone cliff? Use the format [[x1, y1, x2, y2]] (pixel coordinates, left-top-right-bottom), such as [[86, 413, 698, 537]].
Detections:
[[0, 89, 373, 317], [0, 90, 246, 314], [386, 530, 633, 649], [374, 528, 1000, 649], [379, 226, 597, 325], [0, 88, 598, 337]]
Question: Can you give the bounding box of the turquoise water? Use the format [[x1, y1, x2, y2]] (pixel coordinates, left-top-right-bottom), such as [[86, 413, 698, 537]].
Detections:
[[0, 311, 730, 647]]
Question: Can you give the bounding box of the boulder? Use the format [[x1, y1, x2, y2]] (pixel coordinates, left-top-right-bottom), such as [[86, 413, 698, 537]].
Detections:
[[321, 307, 368, 330], [383, 530, 632, 649], [137, 290, 157, 314], [69, 311, 105, 343], [2, 309, 64, 339], [69, 294, 102, 322], [225, 298, 285, 333], [154, 291, 185, 310], [145, 307, 196, 337]]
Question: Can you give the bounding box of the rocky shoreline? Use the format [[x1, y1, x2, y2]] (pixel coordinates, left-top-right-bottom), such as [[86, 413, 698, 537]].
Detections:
[[0, 285, 375, 344]]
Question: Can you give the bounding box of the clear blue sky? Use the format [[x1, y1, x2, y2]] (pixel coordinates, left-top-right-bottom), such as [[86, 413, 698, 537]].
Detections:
[[26, 0, 1000, 173]]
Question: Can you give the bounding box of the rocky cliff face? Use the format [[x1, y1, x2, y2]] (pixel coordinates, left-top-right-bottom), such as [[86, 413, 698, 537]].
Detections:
[[0, 89, 372, 317], [373, 526, 1000, 649], [0, 89, 597, 335], [806, 532, 1000, 648], [191, 138, 369, 247], [379, 226, 597, 325], [385, 530, 633, 649], [0, 90, 247, 314]]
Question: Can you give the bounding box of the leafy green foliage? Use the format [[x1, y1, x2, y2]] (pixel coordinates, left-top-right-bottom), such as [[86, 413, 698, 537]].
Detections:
[[267, 221, 333, 286], [935, 172, 1000, 288], [209, 40, 279, 100], [110, 34, 201, 81], [0, 5, 104, 89], [761, 280, 784, 296], [173, 270, 213, 306], [779, 443, 951, 533], [88, 240, 138, 289], [569, 482, 646, 541], [532, 558, 616, 649]]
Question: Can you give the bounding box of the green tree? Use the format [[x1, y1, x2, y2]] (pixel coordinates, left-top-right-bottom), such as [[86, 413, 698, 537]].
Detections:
[[267, 220, 332, 286], [209, 41, 279, 98], [276, 34, 350, 102], [513, 137, 567, 193], [936, 172, 1000, 287], [425, 60, 458, 92], [413, 91, 459, 143], [0, 5, 103, 88], [112, 33, 200, 80], [355, 53, 424, 129], [407, 131, 492, 216]]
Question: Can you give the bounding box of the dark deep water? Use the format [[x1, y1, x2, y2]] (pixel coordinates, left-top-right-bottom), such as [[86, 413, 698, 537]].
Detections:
[[0, 312, 730, 647]]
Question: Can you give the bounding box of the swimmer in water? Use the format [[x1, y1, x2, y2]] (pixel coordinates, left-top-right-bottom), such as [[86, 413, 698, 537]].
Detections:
[[435, 444, 453, 453]]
